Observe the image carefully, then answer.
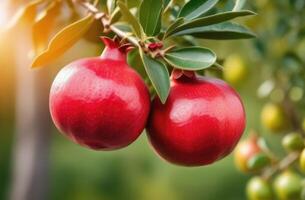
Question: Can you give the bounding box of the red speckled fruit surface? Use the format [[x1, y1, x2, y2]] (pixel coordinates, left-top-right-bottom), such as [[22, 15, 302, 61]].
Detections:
[[49, 38, 150, 150], [147, 73, 246, 166]]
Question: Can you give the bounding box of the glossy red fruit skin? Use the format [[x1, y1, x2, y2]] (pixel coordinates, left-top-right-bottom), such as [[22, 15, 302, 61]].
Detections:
[[147, 74, 246, 166], [50, 38, 150, 150]]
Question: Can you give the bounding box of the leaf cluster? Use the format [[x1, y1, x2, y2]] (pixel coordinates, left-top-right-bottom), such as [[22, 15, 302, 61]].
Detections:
[[9, 0, 256, 103]]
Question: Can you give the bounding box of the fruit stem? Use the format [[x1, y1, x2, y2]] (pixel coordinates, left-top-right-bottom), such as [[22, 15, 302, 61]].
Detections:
[[213, 62, 224, 71], [75, 0, 140, 47], [75, 0, 171, 60], [261, 152, 300, 180]]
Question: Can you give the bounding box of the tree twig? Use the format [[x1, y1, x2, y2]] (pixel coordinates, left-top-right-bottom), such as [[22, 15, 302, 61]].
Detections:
[[74, 0, 140, 47], [262, 152, 300, 180]]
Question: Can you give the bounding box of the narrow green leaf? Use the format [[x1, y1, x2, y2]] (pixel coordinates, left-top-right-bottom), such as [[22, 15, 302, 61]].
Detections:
[[164, 18, 184, 39], [118, 1, 144, 38], [127, 49, 147, 77], [164, 47, 216, 70], [139, 0, 163, 36], [178, 0, 219, 20], [140, 52, 170, 103], [31, 14, 94, 68], [110, 7, 122, 24], [233, 0, 247, 11], [113, 23, 133, 32], [163, 0, 171, 8], [163, 0, 173, 12], [168, 10, 255, 37], [126, 0, 142, 8], [172, 22, 256, 40], [107, 0, 117, 14]]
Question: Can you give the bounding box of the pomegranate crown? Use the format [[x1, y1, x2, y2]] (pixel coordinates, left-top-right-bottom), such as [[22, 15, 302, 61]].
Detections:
[[100, 37, 134, 61]]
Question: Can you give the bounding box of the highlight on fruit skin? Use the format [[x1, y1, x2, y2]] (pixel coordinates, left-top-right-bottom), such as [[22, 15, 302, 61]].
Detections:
[[261, 103, 288, 133], [234, 134, 262, 173], [147, 71, 246, 166], [49, 37, 150, 150], [246, 177, 273, 200], [273, 170, 302, 200], [223, 54, 247, 86]]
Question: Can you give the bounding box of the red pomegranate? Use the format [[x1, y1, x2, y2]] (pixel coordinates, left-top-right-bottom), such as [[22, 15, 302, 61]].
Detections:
[[147, 71, 246, 166], [49, 37, 150, 150]]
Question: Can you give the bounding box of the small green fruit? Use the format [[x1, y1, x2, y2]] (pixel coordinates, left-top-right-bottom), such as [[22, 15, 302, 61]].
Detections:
[[261, 103, 287, 133], [273, 170, 302, 200], [246, 177, 273, 200], [282, 133, 304, 152]]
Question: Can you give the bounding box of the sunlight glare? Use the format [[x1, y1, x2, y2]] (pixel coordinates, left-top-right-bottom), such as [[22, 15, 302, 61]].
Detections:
[[0, 2, 8, 27]]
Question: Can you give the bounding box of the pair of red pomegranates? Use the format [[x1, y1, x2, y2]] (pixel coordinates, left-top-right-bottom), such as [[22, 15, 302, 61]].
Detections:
[[49, 37, 246, 166]]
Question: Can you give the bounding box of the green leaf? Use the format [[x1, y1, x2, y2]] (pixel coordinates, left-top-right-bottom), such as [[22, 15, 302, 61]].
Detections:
[[178, 0, 219, 20], [113, 23, 133, 32], [110, 7, 122, 24], [168, 10, 255, 36], [140, 52, 170, 103], [247, 153, 271, 171], [107, 0, 117, 14], [164, 47, 216, 70], [31, 14, 94, 68], [128, 49, 147, 77], [164, 18, 184, 39], [139, 0, 163, 36], [163, 0, 172, 12], [163, 0, 171, 8], [117, 1, 144, 38], [126, 0, 142, 8], [233, 0, 246, 11], [172, 22, 256, 40]]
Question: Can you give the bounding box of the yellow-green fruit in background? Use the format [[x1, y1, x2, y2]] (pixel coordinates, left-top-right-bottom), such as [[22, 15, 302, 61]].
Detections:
[[247, 177, 273, 200], [234, 136, 261, 173], [261, 103, 287, 133], [282, 133, 304, 152], [223, 54, 247, 85], [273, 171, 302, 200], [300, 149, 305, 173]]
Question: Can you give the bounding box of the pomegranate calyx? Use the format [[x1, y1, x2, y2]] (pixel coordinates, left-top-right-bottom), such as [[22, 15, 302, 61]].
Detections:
[[148, 42, 163, 51], [100, 36, 133, 62], [171, 69, 196, 80]]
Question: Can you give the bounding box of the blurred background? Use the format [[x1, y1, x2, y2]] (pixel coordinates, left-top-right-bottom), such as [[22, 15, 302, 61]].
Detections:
[[0, 0, 304, 200]]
